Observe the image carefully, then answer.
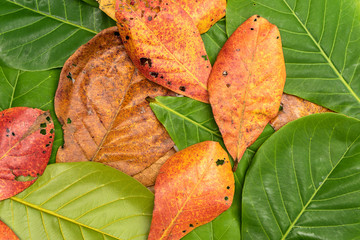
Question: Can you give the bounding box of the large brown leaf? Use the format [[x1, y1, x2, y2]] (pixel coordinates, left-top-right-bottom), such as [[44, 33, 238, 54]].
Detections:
[[115, 0, 211, 103], [0, 220, 18, 240], [270, 94, 331, 131], [0, 107, 54, 200], [148, 141, 234, 240], [55, 27, 174, 184], [99, 0, 226, 34], [208, 15, 286, 166]]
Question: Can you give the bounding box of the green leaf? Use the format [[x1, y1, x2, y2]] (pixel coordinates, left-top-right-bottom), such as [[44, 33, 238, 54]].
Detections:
[[81, 0, 99, 7], [226, 0, 360, 119], [201, 18, 228, 65], [0, 0, 115, 71], [149, 96, 274, 239], [242, 113, 360, 239], [0, 64, 62, 163], [0, 162, 154, 240]]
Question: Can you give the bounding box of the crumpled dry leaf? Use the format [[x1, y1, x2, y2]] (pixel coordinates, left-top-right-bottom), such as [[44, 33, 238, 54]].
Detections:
[[98, 0, 226, 34], [0, 107, 54, 200], [208, 15, 286, 167], [0, 220, 18, 240], [55, 27, 174, 186], [115, 0, 211, 103], [270, 94, 331, 131], [148, 141, 234, 240]]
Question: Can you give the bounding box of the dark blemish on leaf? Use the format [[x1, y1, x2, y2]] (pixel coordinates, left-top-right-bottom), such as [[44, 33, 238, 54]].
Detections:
[[179, 86, 186, 92], [277, 36, 280, 39], [225, 196, 229, 201], [150, 72, 159, 78], [250, 28, 254, 30], [182, 230, 186, 233], [40, 123, 46, 128], [46, 144, 50, 147], [43, 151, 46, 154], [72, 63, 77, 67], [254, 18, 257, 22], [126, 36, 130, 40], [226, 83, 231, 88], [12, 132, 15, 136], [160, 76, 164, 79], [148, 16, 152, 21], [222, 71, 228, 76], [50, 129, 54, 134], [253, 3, 256, 6], [67, 118, 72, 124], [207, 66, 209, 68], [227, 186, 230, 189], [201, 55, 208, 61], [66, 72, 72, 80], [216, 159, 225, 166], [114, 31, 120, 36], [211, 18, 214, 21], [6, 135, 9, 137], [190, 224, 194, 227], [49, 136, 52, 138], [257, 15, 260, 18], [140, 58, 152, 68], [40, 129, 46, 135], [46, 116, 51, 122], [6, 128, 10, 133], [167, 81, 171, 85], [141, 10, 145, 17]]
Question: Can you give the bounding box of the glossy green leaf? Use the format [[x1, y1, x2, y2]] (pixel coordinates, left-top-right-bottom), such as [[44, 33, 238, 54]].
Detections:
[[201, 18, 228, 65], [242, 113, 360, 239], [226, 0, 360, 119], [0, 0, 115, 71], [149, 96, 274, 239], [81, 0, 99, 7], [0, 162, 154, 240], [0, 64, 62, 163]]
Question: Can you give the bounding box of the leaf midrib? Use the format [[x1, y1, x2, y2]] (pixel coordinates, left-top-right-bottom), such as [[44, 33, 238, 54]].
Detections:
[[281, 132, 360, 239], [6, 0, 98, 34], [280, 0, 360, 104], [10, 196, 122, 240], [152, 99, 222, 138]]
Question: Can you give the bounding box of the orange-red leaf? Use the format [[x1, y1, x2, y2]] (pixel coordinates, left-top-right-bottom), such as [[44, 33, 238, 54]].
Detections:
[[0, 220, 18, 240], [0, 107, 54, 200], [176, 0, 226, 34], [148, 141, 234, 240], [55, 27, 174, 186], [208, 15, 286, 164], [115, 0, 211, 103]]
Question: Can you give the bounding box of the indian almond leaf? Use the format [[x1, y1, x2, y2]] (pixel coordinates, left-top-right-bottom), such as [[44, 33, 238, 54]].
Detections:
[[0, 162, 154, 240], [0, 107, 54, 200], [149, 96, 274, 239], [0, 220, 18, 240], [0, 65, 62, 164], [0, 0, 115, 71], [115, 0, 211, 103], [208, 15, 286, 165], [148, 141, 235, 240], [173, 0, 226, 34], [54, 26, 175, 187], [242, 113, 360, 239], [226, 0, 360, 120], [270, 93, 331, 131]]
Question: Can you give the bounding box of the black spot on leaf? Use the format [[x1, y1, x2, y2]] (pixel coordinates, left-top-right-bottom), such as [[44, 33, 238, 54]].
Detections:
[[40, 129, 46, 135], [140, 58, 152, 68], [216, 159, 225, 166], [150, 72, 159, 78], [179, 86, 186, 92]]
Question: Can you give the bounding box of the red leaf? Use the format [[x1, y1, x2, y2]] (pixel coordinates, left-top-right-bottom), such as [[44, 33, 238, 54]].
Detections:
[[0, 220, 18, 240], [148, 141, 234, 240], [0, 107, 54, 200]]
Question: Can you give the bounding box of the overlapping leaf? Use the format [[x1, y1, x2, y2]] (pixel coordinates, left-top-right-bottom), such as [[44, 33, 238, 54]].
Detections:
[[242, 113, 360, 239], [0, 162, 154, 240], [55, 27, 174, 187], [226, 0, 360, 119], [0, 107, 54, 200], [0, 0, 114, 71], [0, 65, 62, 163], [115, 0, 211, 102], [208, 15, 286, 164], [0, 220, 18, 240], [148, 141, 234, 240]]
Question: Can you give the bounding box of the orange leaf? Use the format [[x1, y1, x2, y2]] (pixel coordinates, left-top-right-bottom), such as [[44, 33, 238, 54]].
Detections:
[[115, 0, 211, 103], [176, 0, 226, 34], [0, 220, 18, 240], [148, 141, 234, 240], [208, 15, 286, 165], [270, 94, 331, 131], [55, 27, 174, 186], [0, 107, 54, 200]]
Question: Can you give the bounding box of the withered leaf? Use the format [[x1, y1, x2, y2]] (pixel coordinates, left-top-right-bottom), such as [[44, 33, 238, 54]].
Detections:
[[0, 220, 18, 240], [208, 15, 286, 165], [55, 27, 174, 185], [116, 0, 211, 103], [0, 107, 54, 200], [270, 94, 331, 131], [148, 141, 234, 240]]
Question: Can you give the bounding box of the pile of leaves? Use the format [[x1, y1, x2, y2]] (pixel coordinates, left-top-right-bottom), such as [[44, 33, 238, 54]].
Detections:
[[1, 0, 360, 239]]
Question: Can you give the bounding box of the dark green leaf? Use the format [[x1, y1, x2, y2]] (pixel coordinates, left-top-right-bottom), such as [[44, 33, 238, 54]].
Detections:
[[0, 0, 115, 71], [149, 96, 274, 239], [0, 162, 154, 240], [201, 18, 228, 65], [226, 0, 360, 119], [242, 113, 360, 239], [0, 64, 62, 163], [81, 0, 99, 7]]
